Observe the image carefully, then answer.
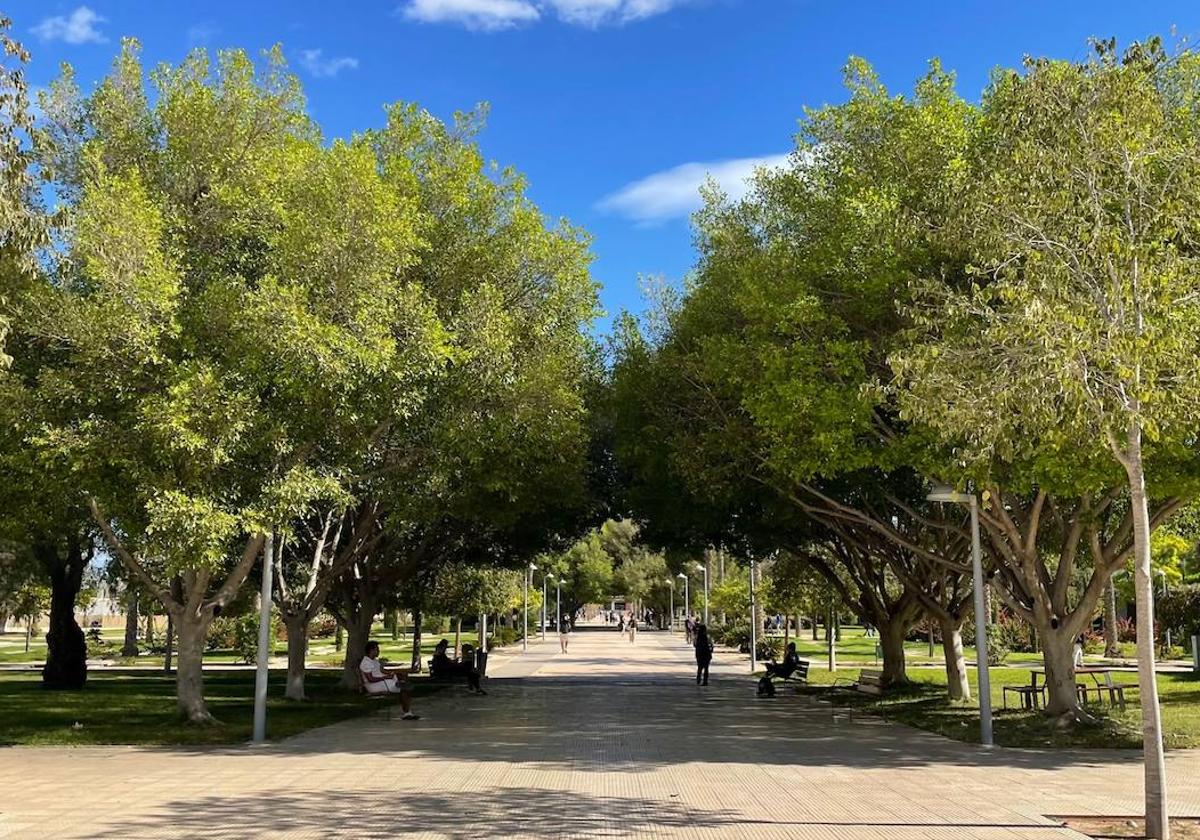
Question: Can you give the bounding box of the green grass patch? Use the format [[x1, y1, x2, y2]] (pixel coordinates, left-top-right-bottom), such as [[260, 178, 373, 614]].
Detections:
[[0, 669, 442, 747], [798, 665, 1200, 749]]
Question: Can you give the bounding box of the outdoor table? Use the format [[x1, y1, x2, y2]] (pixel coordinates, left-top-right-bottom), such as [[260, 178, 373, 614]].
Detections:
[[1030, 667, 1126, 709]]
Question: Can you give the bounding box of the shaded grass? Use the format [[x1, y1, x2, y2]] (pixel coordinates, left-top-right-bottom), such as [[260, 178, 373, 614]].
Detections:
[[0, 669, 443, 746], [798, 665, 1200, 749]]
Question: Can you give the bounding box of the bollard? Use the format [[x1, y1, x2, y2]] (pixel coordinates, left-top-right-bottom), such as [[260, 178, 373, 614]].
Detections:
[[1192, 635, 1199, 672]]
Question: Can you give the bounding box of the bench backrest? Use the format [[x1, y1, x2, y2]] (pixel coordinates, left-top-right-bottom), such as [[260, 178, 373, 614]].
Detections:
[[859, 669, 884, 685], [796, 660, 810, 679]]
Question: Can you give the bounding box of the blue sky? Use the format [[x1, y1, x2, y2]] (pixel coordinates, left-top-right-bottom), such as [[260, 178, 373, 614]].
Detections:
[[12, 1, 1200, 333]]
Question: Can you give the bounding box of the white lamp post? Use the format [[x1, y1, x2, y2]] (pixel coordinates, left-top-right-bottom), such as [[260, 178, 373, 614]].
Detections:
[[548, 574, 561, 637], [524, 563, 537, 652], [927, 483, 993, 748], [541, 571, 549, 641], [667, 578, 675, 632], [695, 562, 709, 625], [252, 533, 274, 744], [676, 572, 689, 628]]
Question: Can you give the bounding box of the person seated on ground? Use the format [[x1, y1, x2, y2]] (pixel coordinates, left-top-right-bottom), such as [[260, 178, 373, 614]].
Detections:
[[431, 639, 487, 695], [359, 641, 420, 720], [765, 642, 803, 680]]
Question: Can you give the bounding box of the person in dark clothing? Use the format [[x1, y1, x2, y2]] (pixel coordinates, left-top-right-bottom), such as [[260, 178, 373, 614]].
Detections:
[[431, 639, 486, 694], [766, 642, 801, 679], [694, 623, 714, 685]]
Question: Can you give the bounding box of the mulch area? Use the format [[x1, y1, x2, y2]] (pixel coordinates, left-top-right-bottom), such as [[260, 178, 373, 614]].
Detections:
[[1055, 816, 1200, 839]]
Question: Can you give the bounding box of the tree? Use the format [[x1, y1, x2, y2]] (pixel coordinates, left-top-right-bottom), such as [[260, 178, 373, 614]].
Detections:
[[21, 43, 439, 722], [893, 39, 1200, 838]]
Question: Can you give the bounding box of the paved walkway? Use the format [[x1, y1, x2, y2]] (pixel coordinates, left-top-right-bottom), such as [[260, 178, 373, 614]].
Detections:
[[2, 628, 1198, 839]]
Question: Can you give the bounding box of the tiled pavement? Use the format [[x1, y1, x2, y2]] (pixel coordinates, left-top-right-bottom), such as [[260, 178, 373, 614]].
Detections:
[[1, 627, 1198, 839]]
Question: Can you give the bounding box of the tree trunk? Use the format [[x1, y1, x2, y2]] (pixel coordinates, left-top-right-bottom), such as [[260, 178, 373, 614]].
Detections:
[[122, 590, 140, 657], [0, 609, 9, 633], [811, 614, 818, 641], [25, 619, 32, 653], [877, 616, 909, 687], [1039, 624, 1081, 719], [1126, 445, 1169, 839], [334, 623, 343, 652], [164, 612, 174, 673], [145, 610, 155, 647], [409, 609, 423, 671], [826, 605, 836, 671], [454, 617, 462, 659], [174, 611, 215, 723], [42, 539, 87, 690], [339, 604, 375, 689], [1104, 577, 1121, 658], [939, 617, 970, 701], [284, 612, 310, 701]]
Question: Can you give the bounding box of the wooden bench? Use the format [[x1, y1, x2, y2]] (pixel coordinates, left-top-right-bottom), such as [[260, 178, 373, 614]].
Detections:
[[1003, 683, 1046, 710], [1077, 672, 1127, 711], [831, 668, 885, 696], [356, 668, 396, 720], [767, 659, 810, 685]]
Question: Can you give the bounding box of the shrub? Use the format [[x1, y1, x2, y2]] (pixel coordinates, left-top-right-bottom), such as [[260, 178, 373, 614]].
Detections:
[[756, 636, 783, 662], [985, 625, 1010, 666], [206, 617, 239, 651], [309, 614, 337, 638], [722, 621, 752, 653], [1160, 585, 1200, 640], [492, 626, 518, 648]]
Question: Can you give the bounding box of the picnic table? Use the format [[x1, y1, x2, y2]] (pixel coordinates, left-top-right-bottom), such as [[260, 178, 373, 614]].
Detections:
[[1005, 668, 1129, 711]]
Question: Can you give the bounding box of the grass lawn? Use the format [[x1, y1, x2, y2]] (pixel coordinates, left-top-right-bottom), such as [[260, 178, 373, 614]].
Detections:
[[775, 627, 1045, 667], [0, 669, 444, 746], [798, 664, 1200, 749], [0, 622, 485, 667]]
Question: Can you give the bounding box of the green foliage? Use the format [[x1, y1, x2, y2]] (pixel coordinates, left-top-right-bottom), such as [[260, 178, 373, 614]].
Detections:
[[1159, 585, 1200, 640]]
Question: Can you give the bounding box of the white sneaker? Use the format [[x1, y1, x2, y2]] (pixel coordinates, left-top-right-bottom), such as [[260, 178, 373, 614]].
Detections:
[[401, 712, 421, 720]]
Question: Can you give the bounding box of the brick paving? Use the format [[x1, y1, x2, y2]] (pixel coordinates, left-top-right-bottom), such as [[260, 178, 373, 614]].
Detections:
[[1, 626, 1198, 839]]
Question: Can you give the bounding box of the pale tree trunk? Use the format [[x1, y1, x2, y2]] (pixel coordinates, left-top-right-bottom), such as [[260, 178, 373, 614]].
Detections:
[[174, 611, 215, 723], [283, 613, 310, 701], [811, 614, 818, 641], [163, 612, 173, 673], [0, 610, 8, 634], [1123, 435, 1169, 840], [1104, 577, 1121, 658], [826, 605, 836, 671], [122, 590, 139, 657], [454, 617, 462, 659], [877, 615, 909, 687], [144, 611, 155, 647], [939, 617, 970, 701], [1039, 623, 1081, 718]]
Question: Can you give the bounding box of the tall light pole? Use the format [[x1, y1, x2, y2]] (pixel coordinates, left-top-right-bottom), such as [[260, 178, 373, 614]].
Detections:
[[252, 533, 274, 744], [749, 554, 757, 674], [549, 574, 561, 636], [667, 578, 675, 632], [541, 571, 549, 640], [524, 562, 537, 652], [695, 562, 709, 625], [676, 572, 689, 626], [927, 483, 993, 748], [1158, 571, 1171, 649]]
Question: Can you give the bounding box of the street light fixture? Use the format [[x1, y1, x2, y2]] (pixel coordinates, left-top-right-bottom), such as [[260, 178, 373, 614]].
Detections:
[[524, 563, 537, 652], [695, 562, 709, 625], [927, 482, 993, 748]]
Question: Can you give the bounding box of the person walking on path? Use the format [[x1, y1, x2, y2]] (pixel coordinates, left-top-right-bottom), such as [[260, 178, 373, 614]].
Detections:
[[684, 615, 695, 645], [627, 613, 637, 644], [559, 613, 571, 653], [694, 623, 713, 685]]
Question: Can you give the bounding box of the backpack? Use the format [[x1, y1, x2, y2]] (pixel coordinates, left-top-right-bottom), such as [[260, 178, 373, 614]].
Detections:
[[757, 675, 776, 697]]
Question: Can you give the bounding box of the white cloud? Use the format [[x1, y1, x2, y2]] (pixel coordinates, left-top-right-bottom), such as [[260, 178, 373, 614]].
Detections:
[[399, 0, 685, 29], [186, 24, 218, 46], [31, 6, 107, 44], [597, 153, 790, 225], [403, 0, 541, 30], [298, 49, 360, 78]]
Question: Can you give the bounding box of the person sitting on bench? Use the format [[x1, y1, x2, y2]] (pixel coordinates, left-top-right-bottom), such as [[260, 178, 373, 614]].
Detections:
[[766, 642, 802, 680], [359, 641, 420, 720], [431, 639, 487, 695]]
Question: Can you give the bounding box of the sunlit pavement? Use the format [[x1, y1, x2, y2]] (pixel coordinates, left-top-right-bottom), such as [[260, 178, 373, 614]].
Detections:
[[2, 626, 1198, 839]]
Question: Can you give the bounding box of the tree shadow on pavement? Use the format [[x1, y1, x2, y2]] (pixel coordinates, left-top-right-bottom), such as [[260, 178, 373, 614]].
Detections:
[[91, 787, 744, 839]]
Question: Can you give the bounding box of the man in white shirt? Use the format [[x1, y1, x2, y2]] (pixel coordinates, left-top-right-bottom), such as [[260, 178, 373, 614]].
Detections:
[[360, 641, 420, 720]]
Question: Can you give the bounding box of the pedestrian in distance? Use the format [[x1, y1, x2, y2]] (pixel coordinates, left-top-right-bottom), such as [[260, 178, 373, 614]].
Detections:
[[627, 613, 637, 644], [694, 623, 713, 685], [560, 613, 571, 653], [684, 615, 695, 645]]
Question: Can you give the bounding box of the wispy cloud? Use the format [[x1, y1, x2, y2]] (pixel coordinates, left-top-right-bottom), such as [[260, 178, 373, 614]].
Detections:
[[403, 0, 541, 31], [597, 153, 789, 225], [186, 24, 218, 46], [399, 0, 688, 30], [298, 49, 360, 78], [31, 6, 107, 44]]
